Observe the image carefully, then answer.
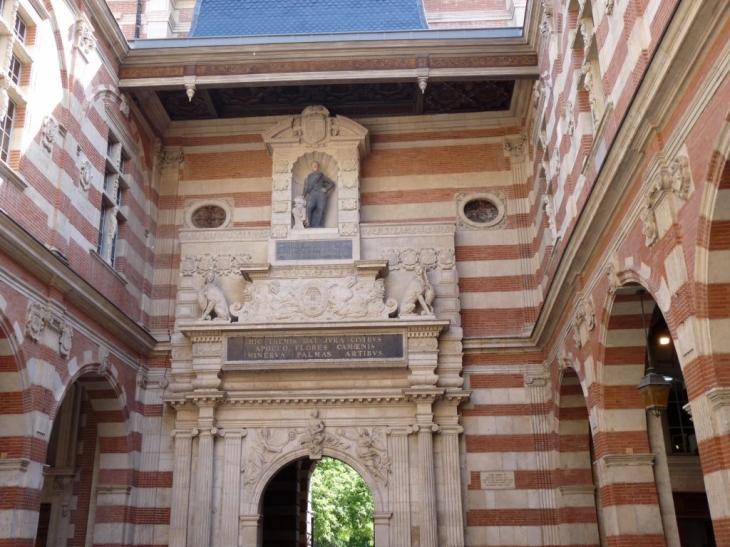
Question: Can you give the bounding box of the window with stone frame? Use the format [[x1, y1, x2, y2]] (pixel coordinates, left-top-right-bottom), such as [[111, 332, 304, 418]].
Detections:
[[97, 133, 128, 267], [0, 0, 36, 168]]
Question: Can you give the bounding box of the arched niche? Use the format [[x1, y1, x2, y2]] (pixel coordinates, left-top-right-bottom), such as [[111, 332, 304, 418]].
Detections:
[[291, 151, 340, 229]]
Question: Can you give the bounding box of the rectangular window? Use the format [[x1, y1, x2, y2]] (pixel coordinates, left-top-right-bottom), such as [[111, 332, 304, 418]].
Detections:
[[14, 16, 26, 43], [96, 205, 107, 254], [0, 100, 16, 163], [8, 55, 21, 86]]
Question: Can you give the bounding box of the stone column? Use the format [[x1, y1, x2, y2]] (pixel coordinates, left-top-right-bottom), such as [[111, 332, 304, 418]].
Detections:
[[440, 425, 465, 547], [221, 430, 246, 547], [416, 423, 439, 547], [596, 454, 665, 543], [193, 427, 219, 547], [387, 426, 413, 547], [647, 411, 681, 547], [169, 429, 196, 547], [373, 512, 393, 547]]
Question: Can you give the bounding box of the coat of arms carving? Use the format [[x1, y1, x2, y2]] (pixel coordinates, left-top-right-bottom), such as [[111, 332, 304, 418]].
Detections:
[[300, 105, 329, 146]]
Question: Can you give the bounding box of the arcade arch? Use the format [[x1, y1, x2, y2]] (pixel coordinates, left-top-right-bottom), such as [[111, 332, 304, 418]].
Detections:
[[596, 283, 715, 546]]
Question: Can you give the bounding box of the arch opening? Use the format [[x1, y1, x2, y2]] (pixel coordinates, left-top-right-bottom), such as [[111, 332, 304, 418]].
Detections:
[[261, 456, 374, 547]]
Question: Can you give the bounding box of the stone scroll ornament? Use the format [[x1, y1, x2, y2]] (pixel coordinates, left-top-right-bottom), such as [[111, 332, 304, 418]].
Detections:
[[229, 277, 397, 323]]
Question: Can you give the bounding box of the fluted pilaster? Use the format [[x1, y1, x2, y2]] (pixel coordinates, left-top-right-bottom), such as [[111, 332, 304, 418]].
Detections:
[[388, 426, 413, 547], [417, 424, 438, 547], [169, 430, 196, 547], [193, 427, 218, 547], [221, 430, 246, 547], [441, 426, 465, 547]]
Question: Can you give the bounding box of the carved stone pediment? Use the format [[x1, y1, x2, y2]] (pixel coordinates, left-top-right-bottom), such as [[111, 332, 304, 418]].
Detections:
[[262, 105, 370, 157]]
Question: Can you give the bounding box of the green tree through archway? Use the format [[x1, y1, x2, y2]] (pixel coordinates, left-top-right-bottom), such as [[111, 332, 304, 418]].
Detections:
[[310, 457, 374, 547]]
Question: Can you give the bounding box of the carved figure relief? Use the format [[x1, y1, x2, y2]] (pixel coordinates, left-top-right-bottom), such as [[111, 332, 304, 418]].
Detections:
[[399, 266, 435, 318], [42, 117, 57, 152], [582, 63, 599, 128], [542, 195, 558, 241], [297, 409, 348, 460], [245, 428, 293, 485], [76, 21, 96, 56], [229, 277, 398, 323], [339, 428, 391, 485], [198, 270, 231, 322], [572, 294, 596, 349], [670, 156, 692, 200], [119, 94, 130, 118], [563, 101, 575, 137], [58, 320, 73, 357], [26, 302, 46, 341], [79, 160, 93, 191], [292, 196, 307, 229]]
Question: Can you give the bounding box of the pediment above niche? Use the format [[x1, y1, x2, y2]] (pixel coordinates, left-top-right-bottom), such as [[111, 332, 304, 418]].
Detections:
[[262, 105, 370, 158]]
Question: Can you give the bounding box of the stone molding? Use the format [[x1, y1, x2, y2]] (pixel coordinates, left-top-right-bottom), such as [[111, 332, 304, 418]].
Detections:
[[602, 453, 655, 467], [179, 227, 270, 242], [361, 222, 456, 237]]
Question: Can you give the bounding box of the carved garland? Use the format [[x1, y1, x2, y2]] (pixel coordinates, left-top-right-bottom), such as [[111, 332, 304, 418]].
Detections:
[[383, 247, 455, 271], [180, 253, 252, 277]]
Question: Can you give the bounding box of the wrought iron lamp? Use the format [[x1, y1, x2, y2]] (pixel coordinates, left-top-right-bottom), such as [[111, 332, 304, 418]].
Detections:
[[636, 290, 671, 416]]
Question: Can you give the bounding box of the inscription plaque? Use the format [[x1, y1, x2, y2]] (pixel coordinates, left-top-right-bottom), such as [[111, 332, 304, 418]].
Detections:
[[276, 239, 352, 261], [227, 333, 404, 362], [480, 471, 516, 490]]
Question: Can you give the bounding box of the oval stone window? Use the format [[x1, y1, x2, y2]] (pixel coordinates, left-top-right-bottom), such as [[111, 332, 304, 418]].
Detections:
[[191, 205, 227, 229], [463, 199, 499, 224]]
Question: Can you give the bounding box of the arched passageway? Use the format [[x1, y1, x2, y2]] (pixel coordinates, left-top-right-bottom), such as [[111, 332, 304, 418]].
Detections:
[[261, 456, 374, 547]]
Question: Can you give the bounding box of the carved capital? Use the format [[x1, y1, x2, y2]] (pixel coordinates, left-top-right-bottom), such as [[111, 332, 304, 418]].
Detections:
[[503, 134, 527, 162]]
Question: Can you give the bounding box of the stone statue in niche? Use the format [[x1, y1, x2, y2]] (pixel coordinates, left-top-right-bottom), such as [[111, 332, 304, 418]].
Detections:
[[198, 270, 231, 322], [399, 266, 435, 317], [292, 196, 307, 229], [302, 161, 335, 228]]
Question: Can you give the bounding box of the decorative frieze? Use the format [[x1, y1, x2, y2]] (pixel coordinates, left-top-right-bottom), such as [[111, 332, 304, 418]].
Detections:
[[383, 247, 455, 271], [180, 253, 252, 277], [361, 223, 456, 237]]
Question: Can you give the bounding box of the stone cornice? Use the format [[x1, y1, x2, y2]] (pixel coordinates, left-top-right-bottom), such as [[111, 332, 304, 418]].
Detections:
[[0, 209, 156, 354]]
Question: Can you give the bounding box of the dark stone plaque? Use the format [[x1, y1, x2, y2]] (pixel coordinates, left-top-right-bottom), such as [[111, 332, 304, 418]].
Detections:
[[227, 334, 404, 362], [276, 239, 352, 261]]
